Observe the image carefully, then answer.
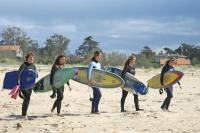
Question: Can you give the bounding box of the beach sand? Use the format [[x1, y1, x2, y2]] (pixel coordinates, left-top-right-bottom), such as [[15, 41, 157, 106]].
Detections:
[[0, 67, 200, 133]]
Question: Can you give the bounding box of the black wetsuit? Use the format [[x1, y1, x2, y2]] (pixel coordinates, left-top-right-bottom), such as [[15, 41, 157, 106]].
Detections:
[[121, 64, 140, 111], [160, 64, 180, 110], [50, 65, 69, 114], [17, 62, 37, 116]]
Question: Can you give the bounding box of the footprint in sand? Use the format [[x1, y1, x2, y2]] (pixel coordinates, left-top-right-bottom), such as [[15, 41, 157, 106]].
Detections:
[[16, 123, 22, 129], [194, 106, 200, 112], [65, 104, 69, 107]]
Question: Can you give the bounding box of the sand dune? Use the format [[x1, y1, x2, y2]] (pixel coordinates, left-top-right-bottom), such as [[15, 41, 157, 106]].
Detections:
[[0, 67, 200, 133]]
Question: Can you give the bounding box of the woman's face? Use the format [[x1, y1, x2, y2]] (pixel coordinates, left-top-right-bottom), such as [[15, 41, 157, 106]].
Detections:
[[170, 60, 177, 66], [95, 54, 102, 62], [130, 57, 136, 64], [59, 57, 67, 65], [27, 55, 35, 64]]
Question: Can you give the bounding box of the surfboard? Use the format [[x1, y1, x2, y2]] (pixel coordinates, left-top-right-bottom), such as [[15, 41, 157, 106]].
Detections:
[[71, 67, 124, 88], [3, 71, 18, 89], [20, 69, 37, 89], [147, 71, 184, 89], [33, 68, 74, 92], [3, 70, 37, 90], [106, 67, 148, 95]]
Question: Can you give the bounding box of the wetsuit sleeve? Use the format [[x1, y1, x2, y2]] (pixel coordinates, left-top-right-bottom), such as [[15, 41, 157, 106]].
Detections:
[[50, 66, 57, 86], [122, 65, 135, 76], [66, 81, 70, 86], [160, 68, 165, 86], [129, 66, 136, 75], [87, 62, 94, 81], [33, 65, 38, 78], [101, 64, 105, 70], [121, 65, 128, 77], [17, 64, 25, 85]]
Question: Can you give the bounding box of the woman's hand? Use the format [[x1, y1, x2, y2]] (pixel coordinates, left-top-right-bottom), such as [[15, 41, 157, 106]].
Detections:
[[159, 88, 163, 95]]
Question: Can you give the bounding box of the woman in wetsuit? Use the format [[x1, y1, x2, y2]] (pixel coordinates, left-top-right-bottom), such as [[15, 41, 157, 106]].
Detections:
[[50, 54, 72, 116], [160, 57, 182, 111], [121, 55, 143, 112]]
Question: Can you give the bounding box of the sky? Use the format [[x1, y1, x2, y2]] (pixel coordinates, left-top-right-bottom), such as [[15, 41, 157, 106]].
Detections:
[[0, 0, 200, 54]]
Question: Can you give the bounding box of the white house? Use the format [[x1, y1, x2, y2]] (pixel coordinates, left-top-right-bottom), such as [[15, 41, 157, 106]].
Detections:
[[0, 45, 23, 58]]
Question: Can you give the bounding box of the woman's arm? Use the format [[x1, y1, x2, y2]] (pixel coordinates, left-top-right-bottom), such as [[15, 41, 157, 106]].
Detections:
[[50, 66, 57, 86], [160, 68, 165, 86], [17, 64, 25, 85], [87, 62, 94, 81], [33, 65, 38, 78]]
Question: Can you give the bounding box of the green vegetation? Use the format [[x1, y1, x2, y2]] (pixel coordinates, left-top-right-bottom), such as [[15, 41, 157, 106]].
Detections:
[[0, 26, 200, 68]]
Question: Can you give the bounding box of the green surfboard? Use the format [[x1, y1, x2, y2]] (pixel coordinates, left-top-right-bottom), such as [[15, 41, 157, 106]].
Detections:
[[33, 68, 74, 92]]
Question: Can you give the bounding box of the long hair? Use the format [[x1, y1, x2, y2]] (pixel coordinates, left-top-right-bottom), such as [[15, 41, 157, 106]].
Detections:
[[52, 54, 67, 67], [165, 57, 176, 65], [124, 55, 136, 66], [91, 51, 101, 61]]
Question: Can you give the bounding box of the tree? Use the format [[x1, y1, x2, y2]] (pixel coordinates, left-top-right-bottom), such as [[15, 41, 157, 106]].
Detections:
[[140, 46, 156, 59], [44, 34, 70, 58], [75, 36, 103, 58], [163, 47, 176, 54], [175, 43, 199, 59], [1, 26, 39, 55], [102, 52, 127, 66], [1, 26, 25, 45]]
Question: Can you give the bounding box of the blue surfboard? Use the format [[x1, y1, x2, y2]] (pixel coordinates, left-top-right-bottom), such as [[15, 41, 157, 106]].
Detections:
[[106, 67, 148, 95], [3, 69, 37, 90], [20, 69, 37, 89], [3, 71, 18, 89]]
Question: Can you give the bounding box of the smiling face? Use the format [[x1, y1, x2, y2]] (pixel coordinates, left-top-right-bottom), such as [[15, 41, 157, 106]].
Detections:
[[27, 55, 35, 64]]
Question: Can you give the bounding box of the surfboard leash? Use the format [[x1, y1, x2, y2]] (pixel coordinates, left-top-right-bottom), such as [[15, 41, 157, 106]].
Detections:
[[87, 86, 93, 102]]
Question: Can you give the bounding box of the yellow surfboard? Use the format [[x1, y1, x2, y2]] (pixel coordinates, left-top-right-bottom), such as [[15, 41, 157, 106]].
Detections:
[[72, 67, 125, 88], [147, 71, 184, 89]]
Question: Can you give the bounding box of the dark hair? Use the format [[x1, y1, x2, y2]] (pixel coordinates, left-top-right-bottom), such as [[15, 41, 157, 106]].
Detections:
[[52, 54, 67, 67], [124, 55, 136, 66], [91, 51, 101, 61], [25, 52, 35, 61], [165, 57, 176, 65]]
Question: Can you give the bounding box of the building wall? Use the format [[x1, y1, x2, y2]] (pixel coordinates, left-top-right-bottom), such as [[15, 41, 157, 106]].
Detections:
[[160, 58, 191, 65]]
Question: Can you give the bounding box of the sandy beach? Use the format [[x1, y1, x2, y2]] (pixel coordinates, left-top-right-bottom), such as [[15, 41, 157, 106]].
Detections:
[[0, 66, 200, 133]]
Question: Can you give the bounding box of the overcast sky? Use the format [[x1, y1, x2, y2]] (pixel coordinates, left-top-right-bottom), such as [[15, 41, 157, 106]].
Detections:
[[0, 0, 200, 53]]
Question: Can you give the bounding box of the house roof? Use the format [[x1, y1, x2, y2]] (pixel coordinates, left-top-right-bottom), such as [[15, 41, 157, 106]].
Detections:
[[160, 58, 191, 65], [156, 54, 187, 58], [0, 45, 21, 51]]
